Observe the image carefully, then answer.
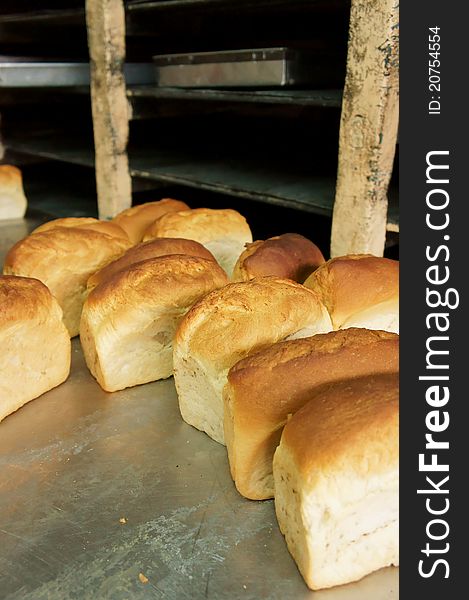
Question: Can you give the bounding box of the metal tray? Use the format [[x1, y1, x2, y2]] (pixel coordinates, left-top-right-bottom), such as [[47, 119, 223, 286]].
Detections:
[[0, 61, 154, 87], [0, 223, 398, 599], [152, 47, 331, 88]]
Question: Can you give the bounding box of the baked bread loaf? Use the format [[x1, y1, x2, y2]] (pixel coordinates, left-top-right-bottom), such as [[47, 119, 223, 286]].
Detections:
[[0, 165, 27, 220], [32, 217, 129, 241], [224, 328, 399, 500], [87, 237, 216, 292], [112, 199, 189, 243], [80, 255, 228, 392], [3, 228, 132, 337], [273, 373, 399, 590], [173, 278, 332, 445], [142, 208, 252, 276], [304, 254, 399, 333], [0, 275, 71, 422], [232, 233, 325, 283]]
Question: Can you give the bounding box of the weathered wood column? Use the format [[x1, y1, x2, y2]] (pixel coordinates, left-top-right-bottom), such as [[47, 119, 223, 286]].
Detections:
[[86, 0, 132, 219], [330, 0, 399, 257]]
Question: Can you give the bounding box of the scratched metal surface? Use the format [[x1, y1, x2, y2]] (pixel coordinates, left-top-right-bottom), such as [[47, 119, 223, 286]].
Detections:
[[0, 219, 398, 600]]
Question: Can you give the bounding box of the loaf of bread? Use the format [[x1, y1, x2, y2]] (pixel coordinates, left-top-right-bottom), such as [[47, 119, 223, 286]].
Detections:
[[173, 278, 332, 445], [142, 208, 252, 276], [87, 237, 217, 292], [112, 199, 190, 243], [304, 254, 399, 333], [80, 255, 228, 392], [273, 373, 399, 590], [32, 217, 129, 241], [0, 275, 71, 422], [0, 165, 27, 220], [224, 328, 399, 500], [232, 233, 325, 283], [3, 228, 132, 337]]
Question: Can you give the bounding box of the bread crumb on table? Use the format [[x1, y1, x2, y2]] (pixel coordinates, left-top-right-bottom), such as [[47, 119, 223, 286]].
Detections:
[[119, 517, 127, 524], [139, 573, 149, 584]]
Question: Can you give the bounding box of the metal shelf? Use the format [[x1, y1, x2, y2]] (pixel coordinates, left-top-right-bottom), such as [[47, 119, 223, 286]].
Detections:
[[126, 0, 338, 12], [5, 132, 398, 231], [0, 7, 83, 25], [128, 86, 342, 108]]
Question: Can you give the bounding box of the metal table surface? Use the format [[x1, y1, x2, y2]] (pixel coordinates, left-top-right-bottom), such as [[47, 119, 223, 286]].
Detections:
[[0, 219, 398, 599]]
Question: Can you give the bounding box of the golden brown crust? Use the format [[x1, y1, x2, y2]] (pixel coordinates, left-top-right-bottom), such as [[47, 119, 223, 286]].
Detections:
[[87, 237, 217, 291], [175, 277, 332, 373], [31, 217, 130, 241], [0, 165, 27, 220], [303, 254, 399, 328], [85, 254, 228, 315], [282, 373, 399, 479], [112, 199, 190, 243], [142, 207, 252, 244], [0, 274, 71, 422], [0, 275, 56, 324], [224, 328, 399, 499], [232, 233, 325, 283], [81, 255, 229, 391], [3, 228, 132, 336], [0, 164, 22, 186]]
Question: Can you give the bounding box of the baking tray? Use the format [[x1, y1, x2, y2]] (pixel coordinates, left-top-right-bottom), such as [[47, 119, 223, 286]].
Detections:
[[0, 61, 154, 87], [0, 222, 398, 599], [152, 47, 333, 88]]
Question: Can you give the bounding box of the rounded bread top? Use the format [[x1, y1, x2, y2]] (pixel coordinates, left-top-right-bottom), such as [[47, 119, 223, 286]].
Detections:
[[303, 254, 399, 328], [233, 233, 325, 282], [87, 237, 217, 291], [3, 227, 132, 282], [0, 164, 23, 188], [0, 274, 63, 326], [31, 217, 130, 241], [84, 254, 229, 326], [175, 277, 332, 372], [279, 372, 399, 480], [112, 199, 190, 243], [143, 207, 252, 245]]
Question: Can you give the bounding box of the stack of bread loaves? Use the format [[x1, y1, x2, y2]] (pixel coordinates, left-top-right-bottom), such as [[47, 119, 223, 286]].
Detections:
[[1, 196, 400, 592]]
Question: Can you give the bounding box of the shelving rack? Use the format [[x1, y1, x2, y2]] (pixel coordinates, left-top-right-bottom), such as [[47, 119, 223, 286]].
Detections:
[[0, 0, 398, 255]]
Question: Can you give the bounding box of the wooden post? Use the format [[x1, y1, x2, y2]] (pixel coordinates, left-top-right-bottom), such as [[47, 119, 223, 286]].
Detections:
[[330, 0, 399, 257], [85, 0, 132, 219]]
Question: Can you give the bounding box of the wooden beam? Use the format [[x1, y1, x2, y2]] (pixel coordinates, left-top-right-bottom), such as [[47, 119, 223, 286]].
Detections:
[[330, 0, 399, 257], [85, 0, 132, 219]]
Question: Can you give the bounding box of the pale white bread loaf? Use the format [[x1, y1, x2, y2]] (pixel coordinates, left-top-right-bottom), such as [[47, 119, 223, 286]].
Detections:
[[0, 165, 27, 220], [232, 233, 325, 283], [142, 208, 253, 276], [0, 275, 71, 422], [173, 278, 332, 445], [112, 199, 190, 243], [87, 237, 217, 292], [273, 373, 399, 590], [31, 217, 130, 241], [224, 328, 399, 500], [303, 254, 399, 333], [3, 228, 132, 337], [80, 255, 228, 392]]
